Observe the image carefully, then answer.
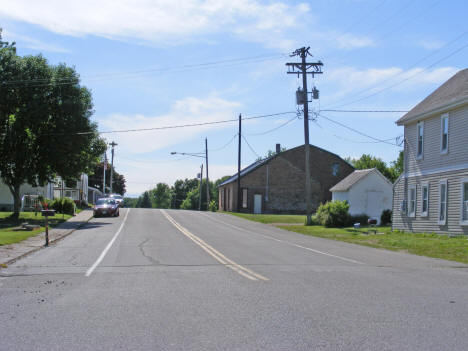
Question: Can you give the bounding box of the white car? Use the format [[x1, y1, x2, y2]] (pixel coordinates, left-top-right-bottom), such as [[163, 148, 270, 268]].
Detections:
[[109, 193, 124, 207]]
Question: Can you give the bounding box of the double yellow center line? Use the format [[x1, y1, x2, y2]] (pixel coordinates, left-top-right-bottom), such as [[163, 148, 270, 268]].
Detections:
[[161, 210, 268, 282]]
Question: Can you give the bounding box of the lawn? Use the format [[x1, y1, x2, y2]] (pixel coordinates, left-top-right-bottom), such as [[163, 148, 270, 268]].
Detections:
[[0, 212, 73, 246], [226, 213, 468, 264], [228, 212, 306, 224], [280, 225, 468, 264]]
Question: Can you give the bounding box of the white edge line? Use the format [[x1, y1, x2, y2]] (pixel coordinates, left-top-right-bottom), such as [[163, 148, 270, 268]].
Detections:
[[85, 208, 131, 277], [201, 212, 364, 265]]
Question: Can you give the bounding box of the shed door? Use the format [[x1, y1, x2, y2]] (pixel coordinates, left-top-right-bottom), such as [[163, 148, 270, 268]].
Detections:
[[254, 194, 262, 214], [366, 191, 383, 220]]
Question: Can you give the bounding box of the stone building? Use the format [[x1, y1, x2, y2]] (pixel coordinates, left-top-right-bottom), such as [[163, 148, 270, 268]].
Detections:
[[218, 144, 354, 214]]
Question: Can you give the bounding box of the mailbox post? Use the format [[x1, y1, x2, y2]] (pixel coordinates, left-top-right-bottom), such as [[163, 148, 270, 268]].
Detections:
[[41, 210, 56, 246]]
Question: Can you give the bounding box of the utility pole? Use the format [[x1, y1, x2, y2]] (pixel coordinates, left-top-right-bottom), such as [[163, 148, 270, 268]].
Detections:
[[102, 153, 107, 196], [286, 47, 323, 225], [237, 114, 242, 212], [109, 141, 118, 194], [198, 164, 204, 211], [205, 138, 210, 207]]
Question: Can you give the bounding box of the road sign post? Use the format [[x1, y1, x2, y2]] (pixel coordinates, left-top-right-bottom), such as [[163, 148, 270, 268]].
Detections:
[[41, 209, 56, 247]]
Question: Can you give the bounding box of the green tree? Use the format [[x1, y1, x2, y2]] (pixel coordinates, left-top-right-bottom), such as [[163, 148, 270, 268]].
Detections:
[[123, 197, 138, 208], [139, 191, 152, 208], [88, 162, 126, 195], [348, 154, 396, 182], [150, 183, 172, 208], [255, 147, 286, 162], [388, 150, 404, 181], [0, 34, 106, 217], [180, 188, 199, 210], [171, 178, 199, 209]]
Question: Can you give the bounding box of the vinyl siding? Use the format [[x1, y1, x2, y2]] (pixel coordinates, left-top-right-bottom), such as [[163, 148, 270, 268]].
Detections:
[[393, 169, 468, 235], [405, 105, 468, 176]]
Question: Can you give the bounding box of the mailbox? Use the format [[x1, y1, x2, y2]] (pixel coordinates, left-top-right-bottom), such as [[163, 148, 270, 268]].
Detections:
[[41, 209, 56, 217]]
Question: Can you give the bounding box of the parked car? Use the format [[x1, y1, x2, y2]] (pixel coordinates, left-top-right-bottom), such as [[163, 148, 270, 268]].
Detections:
[[109, 193, 124, 207], [93, 198, 120, 217]]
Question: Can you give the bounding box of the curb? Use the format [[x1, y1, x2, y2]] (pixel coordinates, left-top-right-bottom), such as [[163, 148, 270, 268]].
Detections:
[[1, 213, 94, 268]]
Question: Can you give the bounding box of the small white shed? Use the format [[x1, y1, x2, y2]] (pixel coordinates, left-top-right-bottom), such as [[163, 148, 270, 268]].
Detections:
[[330, 168, 393, 224]]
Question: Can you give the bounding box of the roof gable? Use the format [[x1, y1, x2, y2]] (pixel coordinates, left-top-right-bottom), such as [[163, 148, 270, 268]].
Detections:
[[397, 68, 468, 125], [330, 168, 392, 192], [218, 144, 350, 187]]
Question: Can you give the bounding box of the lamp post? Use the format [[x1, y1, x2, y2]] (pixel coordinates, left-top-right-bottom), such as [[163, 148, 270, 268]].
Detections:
[[171, 149, 209, 210]]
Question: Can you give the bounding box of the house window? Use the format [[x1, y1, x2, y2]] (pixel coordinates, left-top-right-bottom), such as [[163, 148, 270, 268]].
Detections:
[[460, 179, 468, 225], [417, 122, 424, 159], [408, 185, 416, 217], [441, 114, 449, 154], [332, 163, 339, 176], [242, 188, 248, 208], [438, 179, 447, 225], [421, 182, 429, 217]]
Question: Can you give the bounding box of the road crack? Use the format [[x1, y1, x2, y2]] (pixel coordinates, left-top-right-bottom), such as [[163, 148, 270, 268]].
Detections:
[[138, 238, 160, 265]]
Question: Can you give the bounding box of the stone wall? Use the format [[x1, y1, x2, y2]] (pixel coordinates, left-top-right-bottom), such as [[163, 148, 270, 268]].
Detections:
[[219, 144, 354, 214]]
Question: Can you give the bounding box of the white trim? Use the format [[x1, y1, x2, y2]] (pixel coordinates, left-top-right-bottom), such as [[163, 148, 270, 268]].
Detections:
[[440, 113, 449, 154], [460, 178, 468, 225], [438, 179, 447, 225], [408, 185, 416, 218], [420, 181, 429, 217], [396, 96, 468, 126], [416, 121, 424, 160], [403, 163, 468, 179]]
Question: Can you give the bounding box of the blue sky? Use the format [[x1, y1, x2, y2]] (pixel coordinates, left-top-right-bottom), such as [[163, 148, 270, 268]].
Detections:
[[1, 0, 467, 197]]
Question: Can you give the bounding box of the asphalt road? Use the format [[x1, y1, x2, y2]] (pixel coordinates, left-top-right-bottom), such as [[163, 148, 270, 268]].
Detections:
[[1, 208, 467, 351]]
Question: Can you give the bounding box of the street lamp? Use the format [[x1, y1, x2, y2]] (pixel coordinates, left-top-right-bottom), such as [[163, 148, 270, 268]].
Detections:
[[171, 140, 210, 210]]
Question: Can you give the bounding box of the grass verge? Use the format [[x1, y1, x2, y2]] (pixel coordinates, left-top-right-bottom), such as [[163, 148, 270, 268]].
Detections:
[[280, 225, 468, 264], [226, 213, 468, 264], [0, 212, 73, 246], [228, 212, 306, 224]]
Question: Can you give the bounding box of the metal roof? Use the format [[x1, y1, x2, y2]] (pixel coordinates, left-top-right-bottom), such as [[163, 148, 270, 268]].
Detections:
[[396, 68, 468, 125], [329, 169, 375, 192], [218, 157, 271, 187]]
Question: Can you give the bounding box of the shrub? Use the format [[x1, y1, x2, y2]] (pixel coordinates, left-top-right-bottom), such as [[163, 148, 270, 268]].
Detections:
[[381, 209, 392, 225], [313, 200, 350, 227], [349, 213, 369, 226], [208, 200, 218, 212], [51, 197, 76, 215]]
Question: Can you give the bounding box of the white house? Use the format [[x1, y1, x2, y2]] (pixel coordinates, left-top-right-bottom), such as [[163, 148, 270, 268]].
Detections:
[[0, 174, 89, 211], [330, 168, 393, 224], [0, 182, 53, 211], [393, 68, 468, 234]]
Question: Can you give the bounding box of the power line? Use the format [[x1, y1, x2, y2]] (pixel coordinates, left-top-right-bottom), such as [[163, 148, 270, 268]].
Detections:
[[53, 111, 296, 136], [0, 53, 287, 87], [209, 133, 238, 152], [241, 134, 260, 159], [317, 113, 402, 147], [326, 28, 468, 109], [320, 109, 408, 113], [246, 115, 298, 136], [328, 41, 468, 109]]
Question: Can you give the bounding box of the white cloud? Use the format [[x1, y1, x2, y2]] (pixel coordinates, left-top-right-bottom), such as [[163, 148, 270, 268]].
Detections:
[[417, 39, 445, 50], [335, 33, 376, 50], [326, 66, 459, 100], [1, 29, 69, 53], [0, 0, 309, 49], [98, 96, 241, 155]]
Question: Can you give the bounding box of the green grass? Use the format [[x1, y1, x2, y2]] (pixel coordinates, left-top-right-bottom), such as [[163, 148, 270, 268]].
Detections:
[[0, 212, 73, 246], [278, 225, 468, 264], [225, 212, 468, 264], [228, 212, 306, 224]]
